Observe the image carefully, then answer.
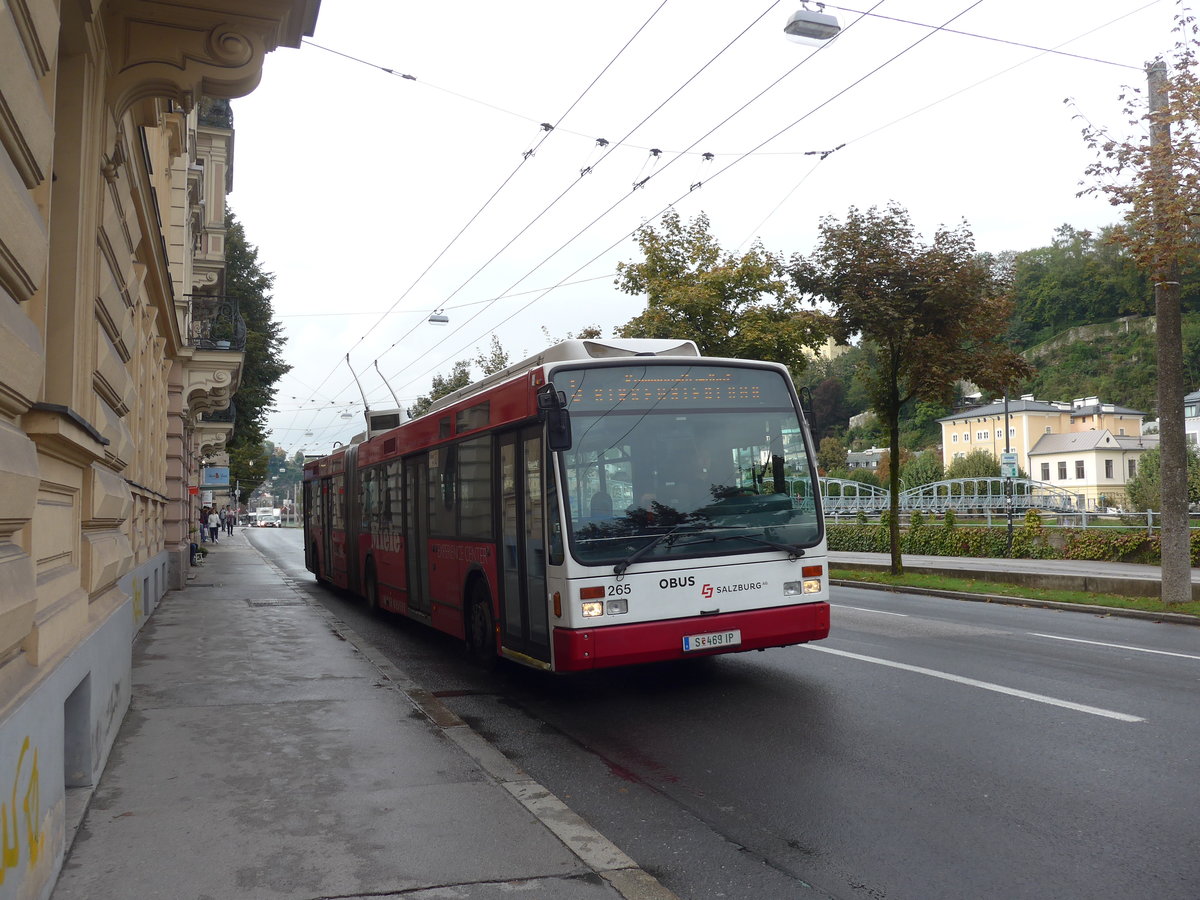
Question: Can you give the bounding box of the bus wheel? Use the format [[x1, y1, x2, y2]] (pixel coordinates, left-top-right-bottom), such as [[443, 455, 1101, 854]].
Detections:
[[364, 562, 379, 612], [311, 544, 323, 582], [465, 582, 497, 669]]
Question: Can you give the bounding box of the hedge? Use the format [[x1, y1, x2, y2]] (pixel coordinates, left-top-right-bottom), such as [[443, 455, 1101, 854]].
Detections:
[[826, 515, 1200, 566]]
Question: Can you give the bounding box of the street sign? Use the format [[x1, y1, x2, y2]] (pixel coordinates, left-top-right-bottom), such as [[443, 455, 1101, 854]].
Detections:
[[1000, 452, 1018, 478]]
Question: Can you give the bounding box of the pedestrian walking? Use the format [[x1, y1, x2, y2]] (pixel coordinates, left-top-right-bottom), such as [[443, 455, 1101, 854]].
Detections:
[[225, 505, 235, 535], [198, 506, 208, 543], [207, 508, 220, 543]]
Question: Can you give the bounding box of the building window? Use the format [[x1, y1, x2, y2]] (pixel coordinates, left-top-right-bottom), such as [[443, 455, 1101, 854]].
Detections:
[[1075, 460, 1085, 479], [1040, 462, 1050, 480], [963, 432, 969, 442], [1045, 426, 1052, 434], [1057, 461, 1067, 480], [1119, 428, 1125, 435], [1129, 459, 1137, 478], [1105, 459, 1114, 478], [995, 429, 1002, 439], [952, 434, 958, 443], [1009, 428, 1016, 437]]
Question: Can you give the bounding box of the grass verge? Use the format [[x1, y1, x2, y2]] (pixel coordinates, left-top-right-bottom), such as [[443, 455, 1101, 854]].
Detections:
[[830, 568, 1200, 620]]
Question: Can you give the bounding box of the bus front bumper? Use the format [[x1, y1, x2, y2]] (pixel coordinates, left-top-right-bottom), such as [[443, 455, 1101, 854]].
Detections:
[[551, 602, 830, 671]]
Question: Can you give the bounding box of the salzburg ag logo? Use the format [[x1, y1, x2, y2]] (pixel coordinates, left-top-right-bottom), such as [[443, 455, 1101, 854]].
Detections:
[[701, 584, 713, 599]]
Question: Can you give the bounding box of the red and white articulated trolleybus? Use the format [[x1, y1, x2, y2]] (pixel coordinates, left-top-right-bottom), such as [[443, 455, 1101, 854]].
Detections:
[[303, 338, 830, 671]]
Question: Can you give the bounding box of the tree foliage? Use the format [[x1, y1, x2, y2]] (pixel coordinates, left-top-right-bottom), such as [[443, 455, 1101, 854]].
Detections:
[[817, 435, 847, 474], [616, 210, 829, 368], [900, 451, 944, 490], [945, 449, 1001, 480], [791, 202, 1032, 573], [408, 334, 515, 418], [1124, 445, 1200, 511], [224, 212, 291, 503]]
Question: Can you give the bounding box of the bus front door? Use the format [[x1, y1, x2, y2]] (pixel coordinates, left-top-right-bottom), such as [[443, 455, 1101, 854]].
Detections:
[[498, 426, 551, 663]]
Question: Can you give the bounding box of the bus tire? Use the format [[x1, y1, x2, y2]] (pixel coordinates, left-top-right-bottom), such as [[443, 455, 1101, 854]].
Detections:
[[364, 560, 379, 612], [311, 544, 323, 582], [465, 581, 497, 669]]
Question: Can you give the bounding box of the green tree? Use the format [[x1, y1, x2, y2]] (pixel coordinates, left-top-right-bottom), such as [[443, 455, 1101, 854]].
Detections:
[[842, 468, 880, 488], [817, 435, 847, 474], [1124, 445, 1200, 512], [900, 451, 944, 490], [408, 335, 514, 419], [1074, 13, 1200, 604], [409, 359, 472, 418], [791, 203, 1032, 574], [224, 212, 291, 504], [616, 210, 829, 368], [945, 449, 1001, 480]]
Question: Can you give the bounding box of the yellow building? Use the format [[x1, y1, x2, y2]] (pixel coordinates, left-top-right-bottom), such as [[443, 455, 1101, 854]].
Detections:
[[938, 395, 1149, 508], [0, 3, 318, 897]]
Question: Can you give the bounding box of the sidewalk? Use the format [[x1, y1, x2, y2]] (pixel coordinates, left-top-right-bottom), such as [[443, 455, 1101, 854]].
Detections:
[[52, 529, 675, 900]]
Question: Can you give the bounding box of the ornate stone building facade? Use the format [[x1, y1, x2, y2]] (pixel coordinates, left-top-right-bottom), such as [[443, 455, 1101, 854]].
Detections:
[[0, 2, 318, 896]]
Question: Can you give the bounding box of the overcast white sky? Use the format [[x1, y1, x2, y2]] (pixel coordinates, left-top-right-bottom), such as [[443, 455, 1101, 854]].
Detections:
[[227, 0, 1179, 457]]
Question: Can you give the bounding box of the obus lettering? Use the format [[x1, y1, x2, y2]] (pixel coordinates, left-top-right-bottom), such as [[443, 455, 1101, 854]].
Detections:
[[659, 576, 695, 589]]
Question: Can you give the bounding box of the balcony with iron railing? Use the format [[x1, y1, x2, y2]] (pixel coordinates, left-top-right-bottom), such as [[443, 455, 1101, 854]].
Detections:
[[200, 400, 236, 424], [186, 295, 247, 351]]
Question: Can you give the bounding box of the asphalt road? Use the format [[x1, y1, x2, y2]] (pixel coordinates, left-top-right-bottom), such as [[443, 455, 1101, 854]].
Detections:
[[248, 527, 1200, 900]]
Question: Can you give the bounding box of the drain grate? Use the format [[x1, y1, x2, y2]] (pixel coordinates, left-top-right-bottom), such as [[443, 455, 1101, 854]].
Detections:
[[246, 599, 306, 607]]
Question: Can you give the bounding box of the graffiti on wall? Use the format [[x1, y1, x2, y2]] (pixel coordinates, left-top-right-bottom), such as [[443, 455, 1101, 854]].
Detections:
[[92, 682, 123, 765], [0, 737, 43, 885]]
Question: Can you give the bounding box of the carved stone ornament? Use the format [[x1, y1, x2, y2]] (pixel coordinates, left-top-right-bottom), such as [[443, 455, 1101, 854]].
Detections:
[[104, 1, 299, 115]]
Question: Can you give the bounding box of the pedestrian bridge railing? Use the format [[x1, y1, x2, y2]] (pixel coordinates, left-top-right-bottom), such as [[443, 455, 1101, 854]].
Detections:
[[820, 477, 1083, 514]]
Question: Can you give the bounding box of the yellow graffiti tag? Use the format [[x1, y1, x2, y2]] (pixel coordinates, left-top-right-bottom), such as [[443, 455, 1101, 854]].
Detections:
[[0, 737, 42, 885]]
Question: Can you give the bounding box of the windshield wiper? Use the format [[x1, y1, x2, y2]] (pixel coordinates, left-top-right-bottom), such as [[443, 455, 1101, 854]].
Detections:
[[676, 532, 806, 560], [613, 525, 687, 576]]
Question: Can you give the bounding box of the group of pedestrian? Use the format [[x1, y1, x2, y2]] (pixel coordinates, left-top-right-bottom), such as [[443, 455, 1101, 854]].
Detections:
[[197, 505, 238, 543]]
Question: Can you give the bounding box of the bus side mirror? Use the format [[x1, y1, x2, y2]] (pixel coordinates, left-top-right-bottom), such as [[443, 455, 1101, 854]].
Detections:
[[797, 385, 814, 423], [537, 383, 572, 451]]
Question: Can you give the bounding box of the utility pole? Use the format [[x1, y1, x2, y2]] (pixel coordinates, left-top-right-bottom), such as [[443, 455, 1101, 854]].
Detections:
[[1148, 60, 1191, 606], [1004, 394, 1014, 554]]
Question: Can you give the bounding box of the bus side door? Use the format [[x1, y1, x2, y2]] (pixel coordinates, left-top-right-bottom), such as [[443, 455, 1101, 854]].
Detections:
[[405, 455, 431, 616], [497, 425, 551, 663]]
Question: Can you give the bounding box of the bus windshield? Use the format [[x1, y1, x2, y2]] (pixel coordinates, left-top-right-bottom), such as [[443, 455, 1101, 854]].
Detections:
[[555, 362, 822, 567]]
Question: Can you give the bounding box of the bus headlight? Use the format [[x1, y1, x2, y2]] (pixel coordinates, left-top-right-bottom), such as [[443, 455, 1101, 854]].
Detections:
[[606, 598, 628, 616], [582, 601, 604, 617], [784, 579, 823, 596]]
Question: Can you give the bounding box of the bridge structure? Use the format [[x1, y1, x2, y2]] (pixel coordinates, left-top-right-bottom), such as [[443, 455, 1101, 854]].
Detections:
[[819, 477, 1084, 514]]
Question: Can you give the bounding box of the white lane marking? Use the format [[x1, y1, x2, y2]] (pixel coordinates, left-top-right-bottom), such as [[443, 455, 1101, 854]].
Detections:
[[1029, 633, 1200, 661], [831, 604, 909, 617], [804, 645, 1144, 723]]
